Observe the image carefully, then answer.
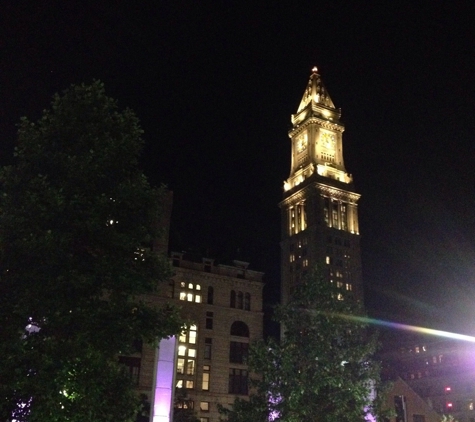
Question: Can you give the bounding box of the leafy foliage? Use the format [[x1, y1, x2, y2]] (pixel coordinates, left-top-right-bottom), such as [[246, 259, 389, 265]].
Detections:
[[0, 81, 183, 421], [220, 266, 386, 422]]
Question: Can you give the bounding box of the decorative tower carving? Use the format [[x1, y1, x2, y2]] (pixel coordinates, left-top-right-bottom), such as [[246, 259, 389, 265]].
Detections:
[[279, 67, 363, 307]]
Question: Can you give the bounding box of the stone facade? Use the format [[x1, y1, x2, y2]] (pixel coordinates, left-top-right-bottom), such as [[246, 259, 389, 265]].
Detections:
[[127, 252, 264, 422]]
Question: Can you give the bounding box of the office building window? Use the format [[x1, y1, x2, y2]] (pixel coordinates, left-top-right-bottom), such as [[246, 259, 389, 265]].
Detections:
[[230, 321, 249, 337], [207, 286, 214, 304], [204, 338, 212, 360], [237, 291, 243, 309], [244, 293, 250, 311], [118, 356, 140, 385], [179, 282, 202, 303], [200, 402, 209, 412], [231, 291, 251, 310], [230, 341, 249, 364], [176, 400, 194, 409], [176, 325, 198, 386], [228, 368, 248, 395], [202, 365, 210, 391], [176, 380, 194, 389], [206, 312, 213, 329]]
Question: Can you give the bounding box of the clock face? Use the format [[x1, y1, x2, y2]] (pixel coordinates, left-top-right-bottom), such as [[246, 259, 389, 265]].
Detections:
[[296, 134, 307, 153], [321, 132, 336, 151]]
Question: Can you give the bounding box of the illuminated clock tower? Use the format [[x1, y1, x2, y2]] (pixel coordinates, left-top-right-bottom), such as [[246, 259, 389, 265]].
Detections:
[[279, 67, 363, 306]]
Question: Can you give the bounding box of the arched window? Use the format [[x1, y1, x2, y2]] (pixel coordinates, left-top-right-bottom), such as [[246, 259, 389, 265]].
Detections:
[[230, 321, 249, 337], [244, 293, 250, 311], [237, 291, 243, 309], [207, 286, 214, 305], [230, 290, 236, 308]]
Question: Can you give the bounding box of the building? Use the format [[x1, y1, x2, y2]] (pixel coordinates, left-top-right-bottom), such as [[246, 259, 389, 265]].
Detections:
[[382, 335, 475, 422], [279, 67, 363, 307], [384, 378, 441, 422], [127, 252, 264, 422]]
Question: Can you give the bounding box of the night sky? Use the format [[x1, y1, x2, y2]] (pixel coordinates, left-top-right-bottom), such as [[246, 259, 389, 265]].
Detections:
[[4, 2, 475, 336]]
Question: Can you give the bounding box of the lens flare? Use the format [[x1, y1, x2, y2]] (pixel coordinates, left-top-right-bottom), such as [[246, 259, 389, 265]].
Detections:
[[338, 314, 475, 343]]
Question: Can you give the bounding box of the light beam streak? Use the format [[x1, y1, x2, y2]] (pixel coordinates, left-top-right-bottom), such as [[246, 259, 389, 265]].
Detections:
[[338, 314, 475, 343]]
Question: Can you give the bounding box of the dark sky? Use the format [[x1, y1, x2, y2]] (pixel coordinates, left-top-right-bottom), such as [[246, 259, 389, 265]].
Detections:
[[3, 2, 475, 335]]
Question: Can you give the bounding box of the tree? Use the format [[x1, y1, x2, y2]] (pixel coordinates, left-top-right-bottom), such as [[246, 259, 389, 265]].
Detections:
[[0, 81, 183, 421], [220, 266, 386, 422]]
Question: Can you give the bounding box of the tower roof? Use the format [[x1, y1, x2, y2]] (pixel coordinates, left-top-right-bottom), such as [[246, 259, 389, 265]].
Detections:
[[296, 66, 335, 113], [292, 66, 340, 127]]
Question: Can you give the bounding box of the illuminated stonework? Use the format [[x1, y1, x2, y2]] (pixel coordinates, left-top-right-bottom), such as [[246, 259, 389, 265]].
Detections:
[[279, 67, 363, 308]]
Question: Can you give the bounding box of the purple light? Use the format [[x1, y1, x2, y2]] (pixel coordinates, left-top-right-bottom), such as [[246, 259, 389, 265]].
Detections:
[[364, 380, 377, 422], [151, 336, 177, 422]]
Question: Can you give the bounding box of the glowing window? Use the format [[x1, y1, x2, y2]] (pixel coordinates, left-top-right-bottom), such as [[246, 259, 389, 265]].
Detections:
[[200, 402, 210, 412], [180, 283, 203, 302], [202, 368, 210, 391], [177, 325, 198, 379], [326, 256, 331, 264], [177, 358, 185, 374], [186, 359, 195, 375], [185, 380, 194, 389]]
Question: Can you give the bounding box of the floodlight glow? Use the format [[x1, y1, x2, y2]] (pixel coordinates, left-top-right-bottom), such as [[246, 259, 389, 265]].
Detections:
[[151, 336, 177, 422]]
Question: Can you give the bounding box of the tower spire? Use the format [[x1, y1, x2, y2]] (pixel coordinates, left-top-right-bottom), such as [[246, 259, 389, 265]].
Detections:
[[295, 66, 335, 119]]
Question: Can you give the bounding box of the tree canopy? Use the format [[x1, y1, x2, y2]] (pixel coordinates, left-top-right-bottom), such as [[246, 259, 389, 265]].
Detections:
[[0, 81, 183, 421], [220, 266, 386, 422]]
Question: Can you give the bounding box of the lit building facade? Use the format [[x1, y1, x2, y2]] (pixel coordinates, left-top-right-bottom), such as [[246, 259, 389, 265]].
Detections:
[[279, 67, 363, 306], [127, 253, 264, 422]]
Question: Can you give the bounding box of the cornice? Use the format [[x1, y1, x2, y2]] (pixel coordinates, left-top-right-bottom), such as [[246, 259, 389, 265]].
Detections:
[[288, 117, 344, 138], [317, 182, 361, 204], [279, 181, 360, 207]]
